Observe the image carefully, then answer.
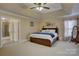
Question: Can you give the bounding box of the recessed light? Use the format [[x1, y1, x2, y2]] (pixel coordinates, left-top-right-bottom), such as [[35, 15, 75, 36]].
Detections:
[[1, 17, 6, 20]]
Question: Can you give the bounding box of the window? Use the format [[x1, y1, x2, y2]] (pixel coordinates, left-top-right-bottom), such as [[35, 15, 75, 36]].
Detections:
[[64, 20, 77, 40]]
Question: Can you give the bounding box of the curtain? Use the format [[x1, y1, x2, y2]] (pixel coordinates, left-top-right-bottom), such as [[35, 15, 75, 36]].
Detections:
[[64, 19, 77, 41]]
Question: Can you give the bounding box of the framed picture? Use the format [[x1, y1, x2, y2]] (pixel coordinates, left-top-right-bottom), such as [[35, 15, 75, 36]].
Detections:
[[47, 23, 51, 26], [30, 21, 34, 27], [46, 22, 53, 27]]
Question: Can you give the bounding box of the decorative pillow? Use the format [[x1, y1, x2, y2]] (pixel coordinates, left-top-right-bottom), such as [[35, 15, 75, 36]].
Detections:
[[42, 30, 56, 33], [47, 30, 56, 33], [42, 30, 48, 33]]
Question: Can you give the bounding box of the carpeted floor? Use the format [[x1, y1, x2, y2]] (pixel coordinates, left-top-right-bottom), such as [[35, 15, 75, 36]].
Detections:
[[0, 40, 79, 56]]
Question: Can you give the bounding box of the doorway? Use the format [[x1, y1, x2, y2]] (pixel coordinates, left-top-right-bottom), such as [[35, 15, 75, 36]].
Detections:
[[0, 18, 19, 47]]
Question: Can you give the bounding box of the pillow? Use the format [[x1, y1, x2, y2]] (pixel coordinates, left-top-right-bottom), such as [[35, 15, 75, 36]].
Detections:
[[42, 30, 56, 33], [47, 30, 56, 33], [42, 30, 48, 33]]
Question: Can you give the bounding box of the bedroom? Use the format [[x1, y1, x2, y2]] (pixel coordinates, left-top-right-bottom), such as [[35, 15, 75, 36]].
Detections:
[[0, 3, 79, 56]]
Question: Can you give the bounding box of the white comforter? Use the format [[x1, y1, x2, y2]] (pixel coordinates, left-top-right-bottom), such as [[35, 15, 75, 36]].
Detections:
[[30, 32, 57, 43]]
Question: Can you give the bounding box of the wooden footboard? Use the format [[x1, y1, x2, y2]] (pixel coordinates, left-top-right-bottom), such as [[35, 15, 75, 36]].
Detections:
[[30, 27, 59, 47], [30, 37, 52, 47]]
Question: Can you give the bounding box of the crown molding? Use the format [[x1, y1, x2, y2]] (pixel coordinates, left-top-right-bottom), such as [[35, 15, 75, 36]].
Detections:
[[0, 9, 39, 20]]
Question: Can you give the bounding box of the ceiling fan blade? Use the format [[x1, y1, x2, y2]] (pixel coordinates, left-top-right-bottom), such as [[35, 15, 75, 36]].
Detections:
[[33, 3, 47, 5], [30, 7, 36, 9], [43, 7, 50, 9], [33, 3, 41, 5], [43, 3, 47, 5], [33, 3, 38, 5]]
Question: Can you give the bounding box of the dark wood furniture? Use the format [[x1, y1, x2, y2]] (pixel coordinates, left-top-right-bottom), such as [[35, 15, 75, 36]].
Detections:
[[75, 27, 79, 43], [30, 27, 59, 47], [72, 26, 79, 43]]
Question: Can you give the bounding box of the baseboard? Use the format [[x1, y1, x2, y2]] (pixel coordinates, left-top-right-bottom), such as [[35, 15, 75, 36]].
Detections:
[[18, 39, 27, 43]]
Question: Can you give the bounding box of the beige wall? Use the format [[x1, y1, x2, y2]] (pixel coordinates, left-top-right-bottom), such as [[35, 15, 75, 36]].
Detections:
[[20, 17, 64, 41], [38, 10, 64, 40], [38, 19, 64, 40], [0, 10, 65, 43], [20, 18, 40, 41], [0, 12, 41, 44], [0, 19, 1, 47], [20, 10, 65, 40]]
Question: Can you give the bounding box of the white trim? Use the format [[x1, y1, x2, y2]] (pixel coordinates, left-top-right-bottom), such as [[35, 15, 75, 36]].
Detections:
[[0, 45, 2, 48], [61, 13, 79, 18], [0, 9, 39, 20]]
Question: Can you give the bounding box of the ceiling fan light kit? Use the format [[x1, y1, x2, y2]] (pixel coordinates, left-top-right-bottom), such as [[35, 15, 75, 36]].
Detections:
[[36, 7, 43, 11], [30, 3, 50, 11]]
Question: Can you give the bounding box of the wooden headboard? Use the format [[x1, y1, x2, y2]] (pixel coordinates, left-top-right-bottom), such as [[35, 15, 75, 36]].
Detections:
[[42, 27, 58, 34], [42, 27, 59, 40]]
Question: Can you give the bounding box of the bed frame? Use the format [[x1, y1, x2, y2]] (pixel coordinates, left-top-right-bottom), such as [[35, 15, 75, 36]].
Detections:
[[30, 27, 59, 47]]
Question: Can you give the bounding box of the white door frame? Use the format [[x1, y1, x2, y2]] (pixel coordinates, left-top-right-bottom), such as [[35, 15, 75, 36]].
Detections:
[[0, 19, 19, 47]]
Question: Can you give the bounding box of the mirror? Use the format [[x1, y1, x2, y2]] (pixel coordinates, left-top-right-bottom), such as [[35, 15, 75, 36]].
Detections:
[[72, 26, 77, 40], [2, 21, 9, 37]]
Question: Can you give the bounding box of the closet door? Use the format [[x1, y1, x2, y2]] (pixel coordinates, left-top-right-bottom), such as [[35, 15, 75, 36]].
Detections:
[[13, 20, 19, 41], [9, 21, 14, 41], [9, 20, 19, 42]]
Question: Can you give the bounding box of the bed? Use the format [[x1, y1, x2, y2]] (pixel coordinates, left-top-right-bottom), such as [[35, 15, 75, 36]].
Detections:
[[30, 27, 59, 47]]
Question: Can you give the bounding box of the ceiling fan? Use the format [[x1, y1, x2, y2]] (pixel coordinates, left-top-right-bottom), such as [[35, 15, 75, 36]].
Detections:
[[30, 3, 50, 11]]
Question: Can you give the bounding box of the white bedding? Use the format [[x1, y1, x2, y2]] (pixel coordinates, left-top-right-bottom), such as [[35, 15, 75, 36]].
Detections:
[[30, 32, 57, 43]]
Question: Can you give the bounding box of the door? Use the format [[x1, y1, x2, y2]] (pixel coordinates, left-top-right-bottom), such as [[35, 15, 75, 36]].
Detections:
[[1, 20, 10, 45], [0, 19, 19, 47], [13, 20, 19, 41], [9, 20, 19, 42]]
